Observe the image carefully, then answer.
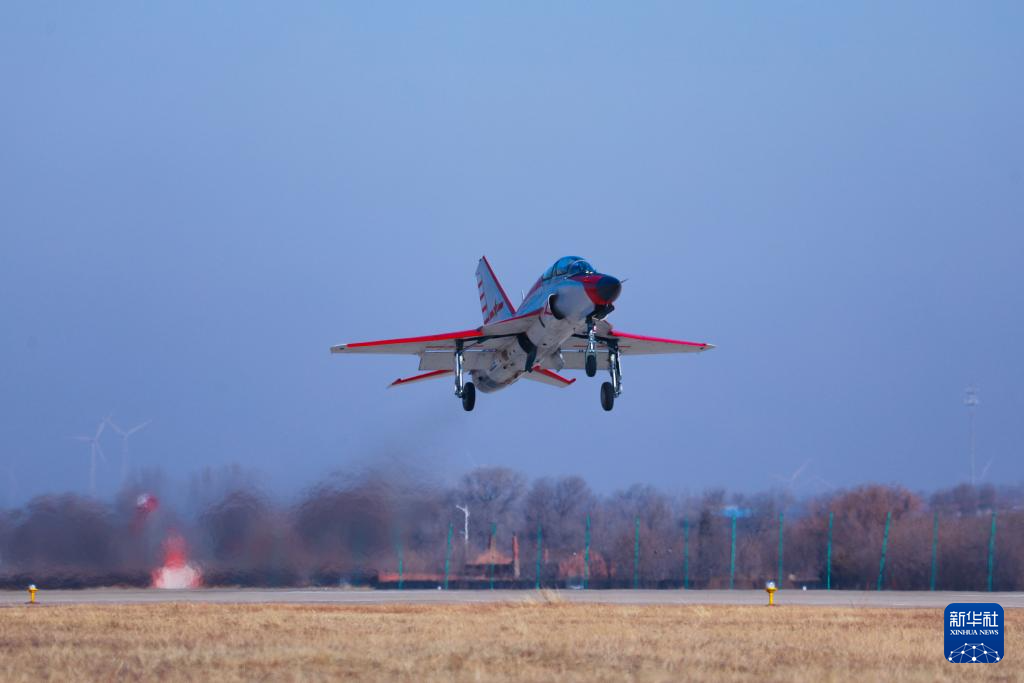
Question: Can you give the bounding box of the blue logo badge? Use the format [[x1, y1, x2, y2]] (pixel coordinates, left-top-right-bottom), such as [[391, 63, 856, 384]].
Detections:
[[945, 603, 1003, 663]]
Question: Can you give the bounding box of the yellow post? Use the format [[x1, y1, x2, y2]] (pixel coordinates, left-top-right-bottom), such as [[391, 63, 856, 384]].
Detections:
[[765, 581, 777, 606], [28, 584, 38, 604]]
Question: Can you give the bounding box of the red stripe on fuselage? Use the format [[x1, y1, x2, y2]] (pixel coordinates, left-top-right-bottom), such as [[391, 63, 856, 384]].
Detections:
[[482, 307, 542, 328]]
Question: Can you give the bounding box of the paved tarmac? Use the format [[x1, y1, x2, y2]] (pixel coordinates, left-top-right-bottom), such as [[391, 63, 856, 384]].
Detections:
[[2, 588, 1021, 608]]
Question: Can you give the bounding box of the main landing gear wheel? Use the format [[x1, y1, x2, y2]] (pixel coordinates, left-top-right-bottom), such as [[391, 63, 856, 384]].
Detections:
[[585, 353, 598, 377], [461, 382, 476, 412], [600, 381, 615, 411]]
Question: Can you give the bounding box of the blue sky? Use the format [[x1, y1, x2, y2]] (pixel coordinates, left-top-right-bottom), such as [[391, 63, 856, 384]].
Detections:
[[1, 2, 1022, 504]]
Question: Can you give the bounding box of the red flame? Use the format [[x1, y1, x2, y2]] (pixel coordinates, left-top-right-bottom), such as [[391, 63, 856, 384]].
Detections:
[[151, 531, 202, 589]]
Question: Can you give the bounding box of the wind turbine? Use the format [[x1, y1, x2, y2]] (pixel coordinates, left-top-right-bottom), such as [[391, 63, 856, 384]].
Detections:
[[979, 459, 994, 482], [5, 464, 15, 509], [771, 460, 811, 494], [965, 385, 979, 486], [72, 419, 108, 496], [106, 417, 151, 482], [771, 460, 832, 495]]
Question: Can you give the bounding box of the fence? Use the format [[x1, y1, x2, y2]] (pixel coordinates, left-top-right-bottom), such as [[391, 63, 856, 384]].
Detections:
[[383, 508, 1018, 592]]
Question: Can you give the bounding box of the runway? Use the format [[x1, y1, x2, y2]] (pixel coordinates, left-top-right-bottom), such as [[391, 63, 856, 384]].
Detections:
[[2, 588, 1021, 608]]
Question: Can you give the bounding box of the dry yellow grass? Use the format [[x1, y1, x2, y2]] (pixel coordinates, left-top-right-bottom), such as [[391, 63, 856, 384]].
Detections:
[[0, 600, 1019, 682]]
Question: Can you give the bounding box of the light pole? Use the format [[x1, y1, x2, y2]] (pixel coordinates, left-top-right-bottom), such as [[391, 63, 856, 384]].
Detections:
[[455, 504, 469, 555]]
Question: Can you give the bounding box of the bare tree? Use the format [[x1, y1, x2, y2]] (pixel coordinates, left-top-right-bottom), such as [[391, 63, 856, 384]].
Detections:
[[456, 467, 527, 548]]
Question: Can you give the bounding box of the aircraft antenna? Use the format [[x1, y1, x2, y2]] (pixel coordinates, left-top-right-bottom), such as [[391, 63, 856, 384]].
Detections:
[[964, 385, 979, 486]]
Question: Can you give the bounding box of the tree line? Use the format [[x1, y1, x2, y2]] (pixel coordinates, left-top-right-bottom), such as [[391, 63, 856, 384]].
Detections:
[[1, 465, 1021, 590]]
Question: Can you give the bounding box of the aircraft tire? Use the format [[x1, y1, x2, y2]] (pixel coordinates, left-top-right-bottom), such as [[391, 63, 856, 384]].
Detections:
[[585, 354, 597, 377], [461, 382, 476, 411], [600, 382, 615, 411]]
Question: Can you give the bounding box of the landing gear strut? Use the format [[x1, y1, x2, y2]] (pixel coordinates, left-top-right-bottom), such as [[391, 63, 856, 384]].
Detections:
[[454, 340, 475, 411], [584, 317, 598, 377], [600, 342, 622, 411]]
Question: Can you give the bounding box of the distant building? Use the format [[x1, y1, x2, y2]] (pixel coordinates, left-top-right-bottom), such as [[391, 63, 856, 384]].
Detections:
[[465, 532, 520, 579]]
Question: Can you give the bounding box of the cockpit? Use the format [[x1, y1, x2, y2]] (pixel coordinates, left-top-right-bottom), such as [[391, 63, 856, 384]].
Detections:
[[542, 256, 596, 280]]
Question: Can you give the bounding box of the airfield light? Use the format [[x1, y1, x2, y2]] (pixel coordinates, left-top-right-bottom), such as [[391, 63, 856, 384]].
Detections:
[[27, 584, 37, 604], [765, 580, 777, 607]]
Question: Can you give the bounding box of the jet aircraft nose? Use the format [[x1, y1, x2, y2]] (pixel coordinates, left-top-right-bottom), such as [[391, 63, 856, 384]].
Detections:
[[588, 274, 622, 305]]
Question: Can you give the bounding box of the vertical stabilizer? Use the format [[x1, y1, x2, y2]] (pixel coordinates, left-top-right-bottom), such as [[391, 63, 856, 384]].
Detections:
[[476, 256, 516, 324]]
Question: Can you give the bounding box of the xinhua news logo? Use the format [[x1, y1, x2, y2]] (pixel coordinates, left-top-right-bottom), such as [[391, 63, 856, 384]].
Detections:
[[945, 603, 1003, 663]]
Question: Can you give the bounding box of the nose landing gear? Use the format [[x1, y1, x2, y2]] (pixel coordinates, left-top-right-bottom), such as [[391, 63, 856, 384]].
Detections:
[[584, 318, 598, 377]]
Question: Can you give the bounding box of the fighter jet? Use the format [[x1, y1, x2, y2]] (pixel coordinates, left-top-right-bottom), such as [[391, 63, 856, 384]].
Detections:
[[331, 256, 713, 411]]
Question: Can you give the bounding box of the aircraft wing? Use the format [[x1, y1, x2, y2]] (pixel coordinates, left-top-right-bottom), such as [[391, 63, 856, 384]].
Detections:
[[331, 329, 494, 355], [331, 309, 545, 357], [562, 329, 714, 358], [602, 330, 714, 354]]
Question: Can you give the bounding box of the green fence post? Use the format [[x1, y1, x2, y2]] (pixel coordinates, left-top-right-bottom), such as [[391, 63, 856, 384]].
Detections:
[[444, 522, 453, 590], [683, 519, 690, 590], [633, 517, 641, 589], [729, 514, 737, 590], [489, 522, 497, 590], [876, 511, 891, 591], [929, 511, 938, 591], [584, 514, 591, 589], [396, 534, 404, 591], [535, 525, 543, 590], [987, 511, 997, 592], [777, 512, 785, 588], [826, 511, 833, 590]]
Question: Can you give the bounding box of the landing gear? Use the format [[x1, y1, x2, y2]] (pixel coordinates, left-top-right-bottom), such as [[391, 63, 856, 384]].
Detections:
[[600, 342, 622, 411], [517, 334, 537, 372], [600, 382, 615, 411], [454, 340, 476, 412], [608, 343, 622, 397], [584, 318, 598, 377], [461, 382, 476, 411]]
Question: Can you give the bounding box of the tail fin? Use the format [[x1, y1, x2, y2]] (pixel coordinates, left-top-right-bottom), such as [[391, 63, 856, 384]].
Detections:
[[476, 256, 516, 324]]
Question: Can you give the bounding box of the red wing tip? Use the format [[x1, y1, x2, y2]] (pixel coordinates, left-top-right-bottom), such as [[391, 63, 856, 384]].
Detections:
[[388, 369, 452, 388], [533, 366, 576, 385], [610, 330, 715, 350]]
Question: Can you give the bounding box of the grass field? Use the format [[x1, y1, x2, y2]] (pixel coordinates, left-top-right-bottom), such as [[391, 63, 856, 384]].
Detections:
[[0, 596, 1019, 681]]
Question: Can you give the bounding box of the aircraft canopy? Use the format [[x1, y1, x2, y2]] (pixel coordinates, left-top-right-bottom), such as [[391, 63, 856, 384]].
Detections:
[[543, 256, 595, 280]]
